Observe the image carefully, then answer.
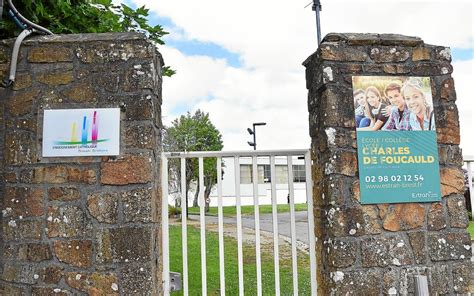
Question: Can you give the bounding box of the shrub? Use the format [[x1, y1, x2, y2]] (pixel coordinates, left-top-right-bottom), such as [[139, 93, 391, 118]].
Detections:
[[168, 205, 181, 218]]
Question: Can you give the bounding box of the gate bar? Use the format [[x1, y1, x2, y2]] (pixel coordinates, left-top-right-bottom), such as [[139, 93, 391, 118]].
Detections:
[[467, 161, 473, 220], [234, 156, 245, 296], [217, 158, 226, 295], [305, 151, 318, 295], [287, 156, 299, 296], [270, 156, 281, 295], [180, 158, 189, 295], [164, 149, 309, 158], [199, 158, 207, 295], [252, 156, 263, 296], [161, 155, 170, 295]]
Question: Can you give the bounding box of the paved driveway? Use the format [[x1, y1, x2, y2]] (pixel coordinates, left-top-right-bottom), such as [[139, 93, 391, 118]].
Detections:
[[190, 211, 311, 245]]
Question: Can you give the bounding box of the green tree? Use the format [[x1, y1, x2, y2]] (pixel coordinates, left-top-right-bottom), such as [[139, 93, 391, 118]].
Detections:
[[163, 110, 224, 211], [0, 0, 174, 76]]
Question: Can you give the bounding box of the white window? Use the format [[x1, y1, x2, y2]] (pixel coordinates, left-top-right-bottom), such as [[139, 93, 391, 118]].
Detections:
[[240, 164, 304, 184], [240, 165, 252, 184], [293, 165, 306, 183], [240, 165, 268, 184], [262, 165, 271, 183], [275, 165, 288, 184]]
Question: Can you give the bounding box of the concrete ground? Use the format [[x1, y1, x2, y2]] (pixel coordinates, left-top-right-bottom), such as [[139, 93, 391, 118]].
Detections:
[[189, 212, 311, 244]]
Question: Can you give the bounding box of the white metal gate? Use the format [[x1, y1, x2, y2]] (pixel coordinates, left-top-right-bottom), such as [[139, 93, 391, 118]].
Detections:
[[465, 155, 474, 219], [161, 149, 317, 295]]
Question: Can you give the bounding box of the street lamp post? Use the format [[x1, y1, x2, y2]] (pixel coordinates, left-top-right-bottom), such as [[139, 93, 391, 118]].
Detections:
[[247, 122, 266, 150], [312, 0, 322, 45]]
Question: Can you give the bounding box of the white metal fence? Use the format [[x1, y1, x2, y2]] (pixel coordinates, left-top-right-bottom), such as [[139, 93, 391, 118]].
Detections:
[[161, 149, 317, 296], [464, 155, 474, 219]]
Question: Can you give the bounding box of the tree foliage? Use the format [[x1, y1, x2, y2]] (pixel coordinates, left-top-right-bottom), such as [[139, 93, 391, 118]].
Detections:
[[0, 0, 174, 76], [163, 110, 224, 209]]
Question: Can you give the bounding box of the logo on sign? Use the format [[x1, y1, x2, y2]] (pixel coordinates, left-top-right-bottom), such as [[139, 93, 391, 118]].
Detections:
[[53, 110, 109, 149]]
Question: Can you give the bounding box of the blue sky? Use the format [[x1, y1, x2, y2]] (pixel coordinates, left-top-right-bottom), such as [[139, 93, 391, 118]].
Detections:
[[148, 13, 242, 67], [163, 39, 241, 68], [452, 48, 474, 61]]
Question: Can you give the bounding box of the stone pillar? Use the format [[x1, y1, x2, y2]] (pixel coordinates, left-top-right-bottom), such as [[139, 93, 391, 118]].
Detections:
[[0, 33, 163, 295], [304, 33, 471, 295]]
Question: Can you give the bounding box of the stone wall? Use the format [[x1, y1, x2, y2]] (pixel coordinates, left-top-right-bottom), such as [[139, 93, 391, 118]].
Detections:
[[0, 33, 163, 295], [304, 33, 471, 295]]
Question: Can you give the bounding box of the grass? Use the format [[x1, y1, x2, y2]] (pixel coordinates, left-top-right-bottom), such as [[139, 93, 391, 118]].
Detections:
[[169, 225, 311, 295], [188, 203, 308, 217], [469, 221, 474, 240]]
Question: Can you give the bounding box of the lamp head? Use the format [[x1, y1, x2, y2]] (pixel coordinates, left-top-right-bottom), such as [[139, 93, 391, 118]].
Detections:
[[247, 141, 255, 147], [247, 128, 254, 135]]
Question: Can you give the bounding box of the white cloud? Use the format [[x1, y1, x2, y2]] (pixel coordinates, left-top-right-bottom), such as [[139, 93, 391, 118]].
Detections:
[[322, 0, 473, 49], [136, 0, 473, 69], [452, 58, 474, 156], [142, 0, 473, 155], [161, 47, 309, 150], [160, 46, 229, 108], [196, 94, 309, 150]]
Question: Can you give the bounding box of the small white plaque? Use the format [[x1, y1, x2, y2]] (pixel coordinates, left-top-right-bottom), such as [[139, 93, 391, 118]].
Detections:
[[42, 108, 120, 157]]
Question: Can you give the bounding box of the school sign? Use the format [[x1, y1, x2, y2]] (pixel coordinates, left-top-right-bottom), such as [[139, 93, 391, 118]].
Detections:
[[352, 76, 441, 204]]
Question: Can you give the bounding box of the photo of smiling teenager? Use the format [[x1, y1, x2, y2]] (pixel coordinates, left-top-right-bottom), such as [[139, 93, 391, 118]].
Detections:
[[402, 79, 435, 131], [382, 81, 413, 131], [357, 86, 390, 131], [353, 89, 368, 127]]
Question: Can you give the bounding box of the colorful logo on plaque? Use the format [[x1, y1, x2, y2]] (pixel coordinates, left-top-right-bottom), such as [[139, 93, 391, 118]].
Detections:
[[54, 111, 109, 145]]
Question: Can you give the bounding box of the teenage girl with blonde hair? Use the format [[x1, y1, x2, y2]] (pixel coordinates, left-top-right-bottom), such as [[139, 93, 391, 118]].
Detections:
[[401, 78, 435, 131]]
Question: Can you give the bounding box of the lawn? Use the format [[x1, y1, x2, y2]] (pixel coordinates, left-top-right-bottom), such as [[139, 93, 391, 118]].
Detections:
[[469, 221, 474, 239], [169, 224, 311, 295], [188, 203, 308, 217]]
